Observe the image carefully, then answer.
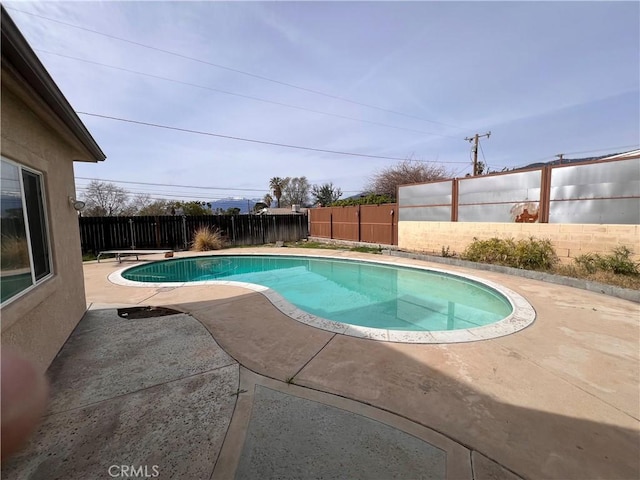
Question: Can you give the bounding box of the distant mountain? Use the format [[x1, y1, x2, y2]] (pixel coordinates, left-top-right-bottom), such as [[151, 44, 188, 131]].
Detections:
[[208, 197, 262, 214]]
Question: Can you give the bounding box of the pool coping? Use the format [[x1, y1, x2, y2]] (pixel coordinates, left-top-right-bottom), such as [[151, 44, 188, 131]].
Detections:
[[107, 252, 536, 344]]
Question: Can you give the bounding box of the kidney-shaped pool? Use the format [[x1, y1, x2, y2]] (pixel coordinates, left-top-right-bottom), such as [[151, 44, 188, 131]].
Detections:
[[111, 254, 536, 343]]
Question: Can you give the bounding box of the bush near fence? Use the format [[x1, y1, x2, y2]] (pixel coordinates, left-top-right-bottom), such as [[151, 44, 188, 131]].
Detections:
[[78, 214, 308, 254]]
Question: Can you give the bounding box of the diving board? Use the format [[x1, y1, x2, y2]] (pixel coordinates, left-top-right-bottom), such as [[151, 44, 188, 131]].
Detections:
[[97, 250, 174, 263]]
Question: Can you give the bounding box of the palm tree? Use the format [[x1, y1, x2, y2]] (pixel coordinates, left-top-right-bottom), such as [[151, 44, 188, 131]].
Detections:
[[263, 193, 273, 207], [269, 177, 286, 208]]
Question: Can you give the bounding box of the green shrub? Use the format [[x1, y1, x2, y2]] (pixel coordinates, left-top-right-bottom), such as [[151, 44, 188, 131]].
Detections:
[[350, 246, 382, 254], [462, 237, 516, 266], [574, 246, 638, 276], [573, 253, 600, 274], [441, 246, 454, 258], [462, 236, 557, 271], [191, 227, 225, 251], [513, 237, 557, 270], [331, 194, 394, 206]]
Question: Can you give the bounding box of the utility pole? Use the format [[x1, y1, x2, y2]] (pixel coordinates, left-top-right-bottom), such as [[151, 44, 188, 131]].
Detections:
[[556, 153, 564, 165], [465, 131, 491, 176]]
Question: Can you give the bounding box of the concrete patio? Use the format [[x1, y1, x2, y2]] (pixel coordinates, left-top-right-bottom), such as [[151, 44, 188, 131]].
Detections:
[[3, 248, 639, 479]]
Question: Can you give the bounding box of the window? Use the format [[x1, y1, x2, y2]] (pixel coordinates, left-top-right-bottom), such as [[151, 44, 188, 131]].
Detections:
[[1, 158, 52, 304]]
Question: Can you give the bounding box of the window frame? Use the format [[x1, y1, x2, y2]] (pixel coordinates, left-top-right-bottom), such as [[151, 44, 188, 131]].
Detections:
[[1, 156, 53, 306]]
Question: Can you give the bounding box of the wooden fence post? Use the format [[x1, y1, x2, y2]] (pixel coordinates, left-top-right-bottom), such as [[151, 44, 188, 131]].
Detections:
[[330, 212, 333, 240], [357, 205, 361, 242]]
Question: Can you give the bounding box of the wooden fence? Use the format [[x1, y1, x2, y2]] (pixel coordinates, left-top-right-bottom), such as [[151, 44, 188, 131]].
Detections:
[[309, 204, 398, 245], [79, 214, 308, 254]]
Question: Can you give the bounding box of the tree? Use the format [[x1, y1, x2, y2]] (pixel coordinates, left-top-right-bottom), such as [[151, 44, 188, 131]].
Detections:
[[262, 193, 273, 207], [281, 176, 311, 207], [366, 159, 450, 200], [120, 194, 154, 216], [312, 183, 342, 206], [253, 202, 268, 212], [332, 193, 394, 206], [138, 199, 172, 216], [177, 201, 212, 216], [225, 207, 241, 215], [82, 180, 130, 216], [269, 177, 288, 208]]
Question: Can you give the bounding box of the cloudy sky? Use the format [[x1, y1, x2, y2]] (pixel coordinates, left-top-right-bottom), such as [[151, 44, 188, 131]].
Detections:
[[6, 1, 639, 202]]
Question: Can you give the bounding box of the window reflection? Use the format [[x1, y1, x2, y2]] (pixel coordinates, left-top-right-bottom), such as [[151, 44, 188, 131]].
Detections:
[[1, 159, 51, 303]]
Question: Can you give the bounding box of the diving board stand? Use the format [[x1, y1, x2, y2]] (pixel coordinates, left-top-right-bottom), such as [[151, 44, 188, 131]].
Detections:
[[97, 250, 174, 263]]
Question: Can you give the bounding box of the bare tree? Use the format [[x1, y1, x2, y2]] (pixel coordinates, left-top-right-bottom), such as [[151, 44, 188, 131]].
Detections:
[[366, 160, 450, 200], [81, 181, 130, 216], [281, 176, 311, 207], [120, 194, 154, 216]]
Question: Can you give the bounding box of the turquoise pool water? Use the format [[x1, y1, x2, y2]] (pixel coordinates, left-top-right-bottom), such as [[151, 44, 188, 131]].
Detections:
[[122, 255, 513, 332]]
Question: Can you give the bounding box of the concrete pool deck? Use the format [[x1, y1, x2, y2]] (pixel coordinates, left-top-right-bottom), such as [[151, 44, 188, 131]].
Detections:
[[4, 247, 639, 479]]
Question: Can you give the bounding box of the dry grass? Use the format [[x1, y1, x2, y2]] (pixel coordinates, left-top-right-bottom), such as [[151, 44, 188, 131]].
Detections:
[[1, 235, 30, 270], [191, 226, 225, 251], [554, 264, 640, 290], [457, 238, 639, 291]]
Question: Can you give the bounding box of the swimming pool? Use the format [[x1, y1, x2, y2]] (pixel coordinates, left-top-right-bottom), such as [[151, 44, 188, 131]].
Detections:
[[112, 254, 535, 343]]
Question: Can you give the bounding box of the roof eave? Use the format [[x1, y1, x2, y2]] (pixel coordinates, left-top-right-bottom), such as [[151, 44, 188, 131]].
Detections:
[[1, 7, 106, 162]]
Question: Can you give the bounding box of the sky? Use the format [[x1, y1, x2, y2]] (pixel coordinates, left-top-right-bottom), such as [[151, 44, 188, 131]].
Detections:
[[5, 1, 640, 203]]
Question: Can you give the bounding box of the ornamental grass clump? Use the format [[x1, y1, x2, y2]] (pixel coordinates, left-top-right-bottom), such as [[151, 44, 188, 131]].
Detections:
[[191, 226, 225, 251], [1, 235, 30, 270]]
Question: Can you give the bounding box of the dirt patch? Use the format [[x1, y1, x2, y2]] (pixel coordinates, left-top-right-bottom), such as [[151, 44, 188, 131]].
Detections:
[[117, 306, 182, 319]]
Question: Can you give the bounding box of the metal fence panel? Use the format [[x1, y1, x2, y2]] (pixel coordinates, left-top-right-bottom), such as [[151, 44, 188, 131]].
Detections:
[[549, 198, 640, 224], [398, 181, 452, 207], [458, 170, 542, 222], [458, 202, 541, 223], [458, 170, 542, 204], [550, 158, 639, 200], [400, 206, 451, 222], [548, 159, 640, 224]]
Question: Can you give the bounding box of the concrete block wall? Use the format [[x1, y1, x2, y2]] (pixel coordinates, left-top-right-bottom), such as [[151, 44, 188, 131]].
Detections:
[[398, 222, 640, 262]]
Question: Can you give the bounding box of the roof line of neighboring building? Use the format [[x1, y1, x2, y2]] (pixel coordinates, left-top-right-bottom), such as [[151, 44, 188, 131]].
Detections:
[[600, 149, 640, 161], [1, 6, 106, 162]]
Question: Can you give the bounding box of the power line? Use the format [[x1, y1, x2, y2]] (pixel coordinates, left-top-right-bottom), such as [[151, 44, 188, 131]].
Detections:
[[509, 144, 640, 169], [36, 49, 458, 139], [76, 176, 264, 192], [75, 188, 229, 201], [74, 184, 240, 198], [75, 112, 469, 164], [75, 177, 362, 194], [7, 6, 466, 130], [563, 145, 639, 155]]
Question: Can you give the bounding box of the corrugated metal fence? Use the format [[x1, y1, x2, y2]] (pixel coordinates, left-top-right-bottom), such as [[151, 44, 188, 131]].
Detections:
[[309, 204, 398, 245], [79, 214, 308, 254], [398, 157, 640, 224]]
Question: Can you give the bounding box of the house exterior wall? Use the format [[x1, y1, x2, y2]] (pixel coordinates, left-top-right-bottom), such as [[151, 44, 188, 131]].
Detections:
[[398, 222, 640, 262], [1, 81, 88, 373]]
